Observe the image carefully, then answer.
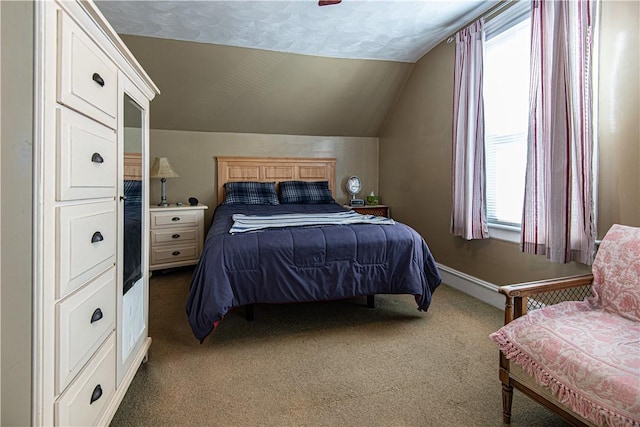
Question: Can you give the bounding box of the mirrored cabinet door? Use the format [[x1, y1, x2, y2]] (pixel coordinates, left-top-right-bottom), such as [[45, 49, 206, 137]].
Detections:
[[118, 78, 151, 387], [122, 93, 143, 296]]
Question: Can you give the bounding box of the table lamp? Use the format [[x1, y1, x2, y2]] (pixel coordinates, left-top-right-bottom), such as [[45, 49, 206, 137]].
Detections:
[[149, 157, 180, 206]]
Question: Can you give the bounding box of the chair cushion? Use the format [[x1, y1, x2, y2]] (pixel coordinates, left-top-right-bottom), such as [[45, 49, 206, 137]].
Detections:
[[490, 300, 640, 426], [590, 224, 640, 322]]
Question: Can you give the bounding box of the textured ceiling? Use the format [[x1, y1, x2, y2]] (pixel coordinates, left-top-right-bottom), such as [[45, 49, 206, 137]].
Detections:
[[96, 0, 499, 63], [95, 1, 498, 137]]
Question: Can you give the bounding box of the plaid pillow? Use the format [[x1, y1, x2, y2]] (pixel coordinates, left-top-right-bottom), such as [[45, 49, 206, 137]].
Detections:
[[279, 181, 335, 204], [222, 181, 279, 205]]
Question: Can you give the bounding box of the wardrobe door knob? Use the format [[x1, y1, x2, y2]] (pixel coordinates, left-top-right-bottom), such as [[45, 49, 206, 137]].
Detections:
[[91, 231, 104, 243]]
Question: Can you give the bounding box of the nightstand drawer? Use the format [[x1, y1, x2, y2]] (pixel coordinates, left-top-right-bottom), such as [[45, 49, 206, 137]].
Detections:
[[151, 244, 199, 265], [57, 12, 118, 129], [55, 333, 116, 427], [151, 228, 198, 246], [56, 267, 115, 394], [150, 211, 198, 229], [57, 201, 117, 299], [57, 107, 117, 201]]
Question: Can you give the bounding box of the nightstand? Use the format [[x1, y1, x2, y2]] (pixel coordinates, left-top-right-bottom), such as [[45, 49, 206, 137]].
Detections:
[[344, 204, 390, 218], [149, 204, 208, 271]]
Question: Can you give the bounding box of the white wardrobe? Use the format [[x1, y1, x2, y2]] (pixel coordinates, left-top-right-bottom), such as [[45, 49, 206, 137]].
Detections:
[[32, 0, 159, 425]]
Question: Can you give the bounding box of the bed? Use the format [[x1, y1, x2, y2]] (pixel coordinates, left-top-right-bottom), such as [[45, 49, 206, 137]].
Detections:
[[123, 179, 142, 294], [186, 157, 442, 342], [123, 153, 143, 294]]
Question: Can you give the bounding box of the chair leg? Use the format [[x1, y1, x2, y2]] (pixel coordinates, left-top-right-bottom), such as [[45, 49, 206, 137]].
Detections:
[[502, 383, 513, 424]]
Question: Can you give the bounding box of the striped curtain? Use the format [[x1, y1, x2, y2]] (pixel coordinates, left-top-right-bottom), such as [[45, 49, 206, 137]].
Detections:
[[451, 19, 489, 240], [521, 0, 597, 264]]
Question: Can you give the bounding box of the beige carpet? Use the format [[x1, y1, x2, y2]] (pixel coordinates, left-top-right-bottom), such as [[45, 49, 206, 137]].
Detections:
[[110, 268, 569, 426]]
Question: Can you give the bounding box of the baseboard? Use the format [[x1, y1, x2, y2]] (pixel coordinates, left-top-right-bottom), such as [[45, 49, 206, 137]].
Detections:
[[436, 263, 504, 309]]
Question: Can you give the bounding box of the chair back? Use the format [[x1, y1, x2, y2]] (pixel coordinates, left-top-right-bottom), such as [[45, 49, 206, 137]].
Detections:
[[590, 224, 640, 321]]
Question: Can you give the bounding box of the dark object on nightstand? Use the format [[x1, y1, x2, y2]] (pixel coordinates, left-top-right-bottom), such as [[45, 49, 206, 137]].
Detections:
[[188, 197, 199, 206]]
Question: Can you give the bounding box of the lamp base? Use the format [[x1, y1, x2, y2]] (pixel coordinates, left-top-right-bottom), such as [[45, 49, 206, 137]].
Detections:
[[157, 177, 169, 207]]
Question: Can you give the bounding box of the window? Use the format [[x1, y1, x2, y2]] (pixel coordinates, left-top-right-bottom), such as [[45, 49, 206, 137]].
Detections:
[[483, 3, 531, 239]]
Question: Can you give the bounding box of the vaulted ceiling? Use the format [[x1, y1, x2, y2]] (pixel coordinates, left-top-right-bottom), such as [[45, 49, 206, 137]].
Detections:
[[96, 0, 498, 136]]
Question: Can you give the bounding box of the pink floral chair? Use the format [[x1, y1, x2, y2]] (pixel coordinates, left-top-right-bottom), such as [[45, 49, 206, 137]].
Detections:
[[490, 224, 640, 426]]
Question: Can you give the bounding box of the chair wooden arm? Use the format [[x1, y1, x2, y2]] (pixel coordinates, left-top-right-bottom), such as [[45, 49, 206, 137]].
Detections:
[[499, 274, 594, 324], [500, 274, 594, 297]]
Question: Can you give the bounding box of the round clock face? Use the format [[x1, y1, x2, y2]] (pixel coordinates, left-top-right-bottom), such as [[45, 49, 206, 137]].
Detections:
[[346, 176, 362, 196]]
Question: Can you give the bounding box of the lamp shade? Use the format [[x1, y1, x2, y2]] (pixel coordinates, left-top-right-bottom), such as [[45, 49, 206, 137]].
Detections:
[[149, 157, 180, 178]]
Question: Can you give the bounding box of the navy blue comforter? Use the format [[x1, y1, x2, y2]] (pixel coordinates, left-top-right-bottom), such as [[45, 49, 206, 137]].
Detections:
[[186, 203, 441, 341]]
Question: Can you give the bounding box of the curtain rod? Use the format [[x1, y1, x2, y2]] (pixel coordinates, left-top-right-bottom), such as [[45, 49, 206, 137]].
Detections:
[[446, 0, 515, 43]]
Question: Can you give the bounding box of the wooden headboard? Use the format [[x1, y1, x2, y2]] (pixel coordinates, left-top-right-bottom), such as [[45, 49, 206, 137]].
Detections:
[[124, 152, 142, 180], [216, 156, 336, 205]]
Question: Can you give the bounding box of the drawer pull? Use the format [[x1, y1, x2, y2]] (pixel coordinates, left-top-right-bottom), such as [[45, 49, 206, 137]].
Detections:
[[90, 308, 103, 323], [91, 231, 104, 243], [171, 217, 181, 222], [172, 251, 181, 256], [91, 152, 104, 164], [171, 234, 181, 239], [92, 72, 105, 87], [90, 384, 103, 404]]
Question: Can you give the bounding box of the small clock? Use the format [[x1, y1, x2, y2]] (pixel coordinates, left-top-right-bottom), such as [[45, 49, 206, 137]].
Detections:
[[346, 176, 365, 206]]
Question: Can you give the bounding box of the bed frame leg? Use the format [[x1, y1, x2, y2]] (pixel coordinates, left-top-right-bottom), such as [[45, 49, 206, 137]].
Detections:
[[367, 295, 375, 308], [245, 304, 254, 321]]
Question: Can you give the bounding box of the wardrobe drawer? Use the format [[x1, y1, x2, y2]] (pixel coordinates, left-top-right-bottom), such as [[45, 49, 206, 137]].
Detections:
[[57, 201, 116, 299], [150, 210, 198, 229], [55, 333, 116, 427], [56, 267, 115, 394], [151, 228, 198, 246], [151, 244, 199, 265], [57, 107, 117, 201], [58, 11, 117, 129]]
